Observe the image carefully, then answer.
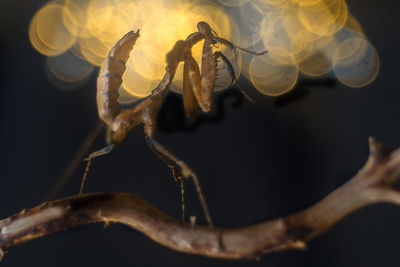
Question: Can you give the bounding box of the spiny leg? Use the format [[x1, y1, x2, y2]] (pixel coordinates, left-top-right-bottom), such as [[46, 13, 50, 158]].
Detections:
[[144, 130, 192, 222], [214, 51, 255, 102], [183, 54, 201, 118], [142, 109, 215, 227], [79, 144, 115, 195], [144, 133, 222, 243], [142, 108, 190, 220], [198, 37, 217, 112]]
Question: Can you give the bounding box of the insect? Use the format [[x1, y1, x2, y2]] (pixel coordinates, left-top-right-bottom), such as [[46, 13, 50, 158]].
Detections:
[[80, 22, 267, 231]]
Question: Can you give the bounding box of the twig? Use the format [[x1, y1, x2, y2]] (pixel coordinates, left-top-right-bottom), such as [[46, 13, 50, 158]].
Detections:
[[44, 121, 104, 200], [1, 138, 400, 260]]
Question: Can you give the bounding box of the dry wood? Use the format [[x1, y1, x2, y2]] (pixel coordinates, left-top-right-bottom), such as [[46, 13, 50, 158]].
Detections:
[[1, 138, 400, 260]]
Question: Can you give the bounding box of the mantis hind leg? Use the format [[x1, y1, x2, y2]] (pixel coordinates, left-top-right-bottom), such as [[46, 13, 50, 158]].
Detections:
[[142, 108, 216, 231], [144, 134, 189, 221]]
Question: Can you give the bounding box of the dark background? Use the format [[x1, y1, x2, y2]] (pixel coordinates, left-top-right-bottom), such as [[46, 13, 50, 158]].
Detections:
[[1, 0, 400, 266]]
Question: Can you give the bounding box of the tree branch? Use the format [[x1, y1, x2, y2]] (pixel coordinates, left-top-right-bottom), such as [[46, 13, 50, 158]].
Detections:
[[1, 138, 400, 260]]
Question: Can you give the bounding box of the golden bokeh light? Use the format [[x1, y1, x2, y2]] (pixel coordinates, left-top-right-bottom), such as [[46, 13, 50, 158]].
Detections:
[[29, 0, 379, 100], [298, 52, 331, 77], [215, 0, 251, 8], [250, 55, 299, 96], [61, 0, 90, 38], [261, 0, 289, 8], [78, 38, 105, 66], [122, 66, 160, 98], [292, 0, 322, 7], [47, 50, 95, 83], [298, 0, 348, 37], [235, 2, 265, 48], [118, 86, 142, 105], [297, 36, 337, 77], [333, 38, 380, 88], [29, 4, 76, 56]]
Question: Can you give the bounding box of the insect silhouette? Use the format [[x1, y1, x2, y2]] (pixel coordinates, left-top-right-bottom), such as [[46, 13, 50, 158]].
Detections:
[[80, 22, 267, 232]]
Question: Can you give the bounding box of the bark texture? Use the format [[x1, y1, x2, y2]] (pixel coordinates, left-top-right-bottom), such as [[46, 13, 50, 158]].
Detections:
[[1, 138, 400, 260]]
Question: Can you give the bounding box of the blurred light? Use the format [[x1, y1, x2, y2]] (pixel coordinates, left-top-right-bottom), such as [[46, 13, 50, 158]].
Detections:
[[250, 54, 299, 96], [118, 86, 143, 104], [298, 36, 337, 77], [47, 50, 94, 83], [29, 0, 379, 99], [298, 0, 348, 37], [29, 4, 76, 56], [333, 38, 380, 88], [215, 0, 250, 8]]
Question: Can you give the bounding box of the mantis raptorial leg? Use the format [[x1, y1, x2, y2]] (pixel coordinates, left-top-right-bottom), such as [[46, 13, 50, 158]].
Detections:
[[214, 51, 255, 102]]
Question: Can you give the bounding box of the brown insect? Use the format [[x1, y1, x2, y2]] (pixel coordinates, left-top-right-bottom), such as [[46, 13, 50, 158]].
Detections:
[[81, 22, 267, 230]]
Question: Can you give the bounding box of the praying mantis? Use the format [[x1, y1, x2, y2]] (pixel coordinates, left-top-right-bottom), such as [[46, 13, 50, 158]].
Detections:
[[80, 22, 267, 232]]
